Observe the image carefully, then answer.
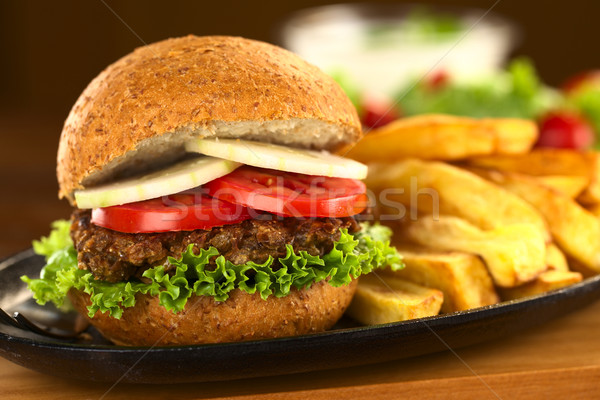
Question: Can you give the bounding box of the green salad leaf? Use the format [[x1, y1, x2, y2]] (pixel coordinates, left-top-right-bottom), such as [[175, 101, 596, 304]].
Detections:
[[396, 58, 558, 119], [330, 69, 364, 113], [32, 220, 72, 258], [567, 88, 600, 148], [22, 221, 403, 319]]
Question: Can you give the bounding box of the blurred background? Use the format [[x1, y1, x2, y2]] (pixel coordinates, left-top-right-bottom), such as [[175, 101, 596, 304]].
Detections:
[[1, 0, 598, 257]]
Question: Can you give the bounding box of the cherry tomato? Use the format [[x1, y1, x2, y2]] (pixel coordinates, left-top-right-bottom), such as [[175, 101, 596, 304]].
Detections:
[[91, 190, 251, 233], [361, 98, 401, 129], [536, 111, 595, 150], [205, 166, 367, 218], [426, 69, 450, 90], [562, 70, 600, 94]]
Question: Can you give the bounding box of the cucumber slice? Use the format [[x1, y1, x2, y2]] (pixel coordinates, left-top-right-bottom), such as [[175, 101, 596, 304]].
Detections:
[[185, 139, 368, 179], [74, 157, 241, 209]]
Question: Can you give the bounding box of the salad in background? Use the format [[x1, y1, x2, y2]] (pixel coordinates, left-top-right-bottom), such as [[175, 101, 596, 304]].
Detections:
[[335, 58, 600, 150], [281, 4, 600, 150]]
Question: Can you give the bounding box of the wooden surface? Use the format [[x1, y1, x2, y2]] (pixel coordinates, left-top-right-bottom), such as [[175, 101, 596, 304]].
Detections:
[[1, 113, 600, 399]]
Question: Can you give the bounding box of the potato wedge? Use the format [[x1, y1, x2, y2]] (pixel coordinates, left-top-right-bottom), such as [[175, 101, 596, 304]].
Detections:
[[546, 243, 569, 272], [568, 259, 600, 277], [586, 203, 600, 218], [500, 270, 583, 301], [464, 149, 600, 203], [579, 152, 600, 204], [366, 159, 549, 240], [465, 149, 591, 176], [489, 118, 540, 155], [536, 175, 588, 199], [346, 274, 443, 325], [382, 244, 498, 313], [345, 114, 537, 163], [396, 215, 547, 288], [470, 168, 600, 273]]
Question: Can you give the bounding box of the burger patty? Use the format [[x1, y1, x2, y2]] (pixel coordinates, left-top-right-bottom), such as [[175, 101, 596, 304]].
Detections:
[[71, 210, 359, 283]]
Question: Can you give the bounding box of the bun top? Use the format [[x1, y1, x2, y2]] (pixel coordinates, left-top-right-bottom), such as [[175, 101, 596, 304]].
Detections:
[[57, 35, 361, 203]]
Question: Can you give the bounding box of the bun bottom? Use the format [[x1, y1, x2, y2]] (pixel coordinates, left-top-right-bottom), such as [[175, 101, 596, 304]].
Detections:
[[68, 280, 358, 346]]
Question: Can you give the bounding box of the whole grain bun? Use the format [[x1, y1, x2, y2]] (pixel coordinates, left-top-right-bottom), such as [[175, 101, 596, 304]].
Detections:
[[68, 280, 357, 346], [57, 35, 361, 203]]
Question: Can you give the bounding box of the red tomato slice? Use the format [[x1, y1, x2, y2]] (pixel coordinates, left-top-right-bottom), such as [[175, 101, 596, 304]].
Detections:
[[205, 166, 367, 218], [91, 190, 251, 233]]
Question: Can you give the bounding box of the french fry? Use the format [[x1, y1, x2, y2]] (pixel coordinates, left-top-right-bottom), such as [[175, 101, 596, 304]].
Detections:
[[499, 270, 583, 301], [396, 215, 547, 288], [490, 118, 540, 155], [382, 244, 498, 313], [586, 203, 600, 217], [339, 113, 600, 325], [345, 114, 537, 162], [579, 152, 600, 204], [470, 168, 600, 273], [464, 149, 600, 204], [465, 149, 591, 176], [366, 159, 549, 240], [346, 274, 444, 325], [546, 243, 569, 272], [536, 175, 588, 199], [568, 259, 600, 277]]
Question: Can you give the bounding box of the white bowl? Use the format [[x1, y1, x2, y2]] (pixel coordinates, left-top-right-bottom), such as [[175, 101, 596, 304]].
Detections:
[[278, 4, 519, 97]]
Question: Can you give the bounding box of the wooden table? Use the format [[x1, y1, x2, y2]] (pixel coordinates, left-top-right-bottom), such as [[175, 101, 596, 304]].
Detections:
[[1, 113, 599, 399]]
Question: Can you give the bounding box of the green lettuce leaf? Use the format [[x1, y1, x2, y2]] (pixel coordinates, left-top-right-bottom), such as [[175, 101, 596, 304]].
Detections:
[[567, 88, 600, 148], [330, 69, 363, 113], [396, 58, 558, 120], [32, 220, 72, 258], [22, 221, 403, 319]]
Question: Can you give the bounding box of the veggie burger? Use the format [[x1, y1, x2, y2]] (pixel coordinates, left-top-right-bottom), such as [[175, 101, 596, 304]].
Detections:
[[23, 35, 402, 346]]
